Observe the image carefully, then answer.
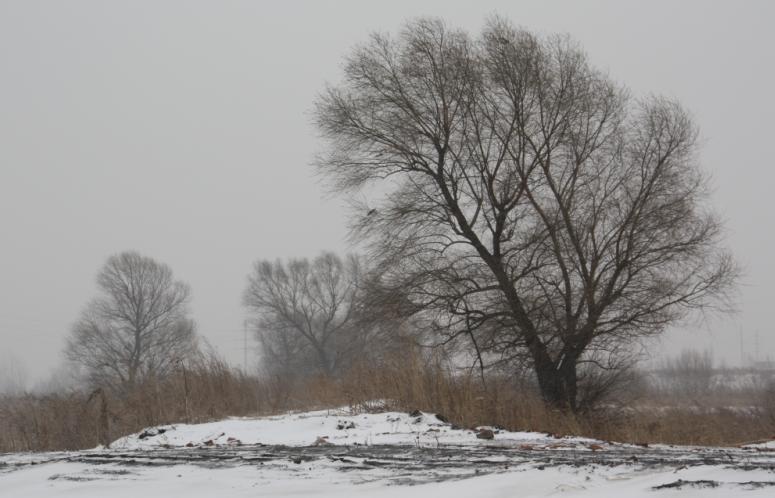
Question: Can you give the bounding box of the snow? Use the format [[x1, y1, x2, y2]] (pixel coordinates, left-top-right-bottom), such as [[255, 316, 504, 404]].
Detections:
[[3, 408, 775, 497], [110, 408, 599, 450], [3, 457, 775, 497], [742, 439, 775, 450]]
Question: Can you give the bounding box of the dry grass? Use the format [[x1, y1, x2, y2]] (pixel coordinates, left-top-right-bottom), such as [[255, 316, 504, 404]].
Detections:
[[270, 349, 775, 446], [597, 406, 774, 446], [0, 354, 265, 452], [2, 349, 773, 452]]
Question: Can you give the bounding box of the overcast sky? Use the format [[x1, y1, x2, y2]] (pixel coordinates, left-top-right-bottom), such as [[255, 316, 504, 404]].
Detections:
[[1, 0, 773, 386]]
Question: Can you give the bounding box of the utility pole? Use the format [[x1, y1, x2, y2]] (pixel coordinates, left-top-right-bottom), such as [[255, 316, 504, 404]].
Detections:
[[243, 319, 248, 373]]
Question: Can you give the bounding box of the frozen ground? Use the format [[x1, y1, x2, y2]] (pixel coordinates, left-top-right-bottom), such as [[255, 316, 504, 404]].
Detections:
[[2, 408, 774, 497], [110, 408, 599, 449]]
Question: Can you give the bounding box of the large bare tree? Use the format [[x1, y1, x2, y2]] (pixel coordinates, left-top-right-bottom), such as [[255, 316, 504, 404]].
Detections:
[[65, 251, 197, 392], [314, 18, 737, 411]]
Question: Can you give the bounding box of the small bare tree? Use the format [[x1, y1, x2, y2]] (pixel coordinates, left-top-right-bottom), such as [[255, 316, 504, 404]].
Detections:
[[65, 251, 197, 392], [244, 252, 371, 378], [314, 17, 738, 411], [658, 349, 716, 395], [0, 352, 27, 396]]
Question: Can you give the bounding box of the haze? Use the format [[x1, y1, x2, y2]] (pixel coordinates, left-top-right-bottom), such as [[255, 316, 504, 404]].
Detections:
[[1, 0, 773, 386]]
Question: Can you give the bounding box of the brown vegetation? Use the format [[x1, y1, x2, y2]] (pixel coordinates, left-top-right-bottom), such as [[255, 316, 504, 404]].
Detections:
[[2, 348, 773, 452], [0, 354, 261, 452]]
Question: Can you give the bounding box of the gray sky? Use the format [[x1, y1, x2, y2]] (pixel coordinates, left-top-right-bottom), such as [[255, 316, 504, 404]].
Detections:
[[1, 0, 773, 386]]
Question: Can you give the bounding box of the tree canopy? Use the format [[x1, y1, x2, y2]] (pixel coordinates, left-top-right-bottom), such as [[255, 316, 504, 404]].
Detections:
[[314, 17, 737, 411], [65, 251, 197, 392]]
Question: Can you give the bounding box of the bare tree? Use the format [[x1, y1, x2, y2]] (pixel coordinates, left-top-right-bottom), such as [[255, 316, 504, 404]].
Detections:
[[65, 251, 197, 392], [658, 349, 716, 395], [243, 252, 374, 378], [314, 18, 737, 411], [0, 352, 27, 396]]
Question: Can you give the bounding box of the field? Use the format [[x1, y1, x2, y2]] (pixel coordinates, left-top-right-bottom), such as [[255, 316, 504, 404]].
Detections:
[[3, 408, 775, 497]]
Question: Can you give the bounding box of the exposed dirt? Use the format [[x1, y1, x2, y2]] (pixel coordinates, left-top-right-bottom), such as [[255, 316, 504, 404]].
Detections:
[[3, 443, 775, 486]]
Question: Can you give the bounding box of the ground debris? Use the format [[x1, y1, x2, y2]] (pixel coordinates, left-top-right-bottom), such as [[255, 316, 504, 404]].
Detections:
[[652, 479, 720, 490], [313, 436, 332, 446], [138, 427, 168, 440], [475, 429, 494, 440], [652, 478, 775, 491]]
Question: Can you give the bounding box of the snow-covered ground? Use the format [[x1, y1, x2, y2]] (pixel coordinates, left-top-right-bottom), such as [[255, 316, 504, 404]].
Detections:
[[742, 439, 775, 450], [110, 408, 599, 450], [2, 408, 774, 497]]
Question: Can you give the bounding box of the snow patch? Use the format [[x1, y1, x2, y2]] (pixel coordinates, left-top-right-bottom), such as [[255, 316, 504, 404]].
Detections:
[[111, 408, 601, 450]]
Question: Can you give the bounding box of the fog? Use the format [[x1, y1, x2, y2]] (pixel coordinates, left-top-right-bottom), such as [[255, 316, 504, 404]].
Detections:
[[1, 0, 773, 387]]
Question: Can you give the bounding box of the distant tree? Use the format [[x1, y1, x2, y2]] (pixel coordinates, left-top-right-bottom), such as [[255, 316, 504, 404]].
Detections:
[[65, 251, 197, 392], [314, 17, 738, 411], [0, 352, 27, 396], [244, 252, 371, 378], [659, 349, 715, 394]]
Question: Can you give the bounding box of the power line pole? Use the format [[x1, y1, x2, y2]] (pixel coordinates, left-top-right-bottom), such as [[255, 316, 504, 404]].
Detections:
[[243, 319, 248, 373]]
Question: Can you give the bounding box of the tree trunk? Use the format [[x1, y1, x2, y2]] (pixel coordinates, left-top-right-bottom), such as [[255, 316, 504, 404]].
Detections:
[[98, 389, 110, 448], [313, 344, 334, 378], [533, 352, 579, 413]]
